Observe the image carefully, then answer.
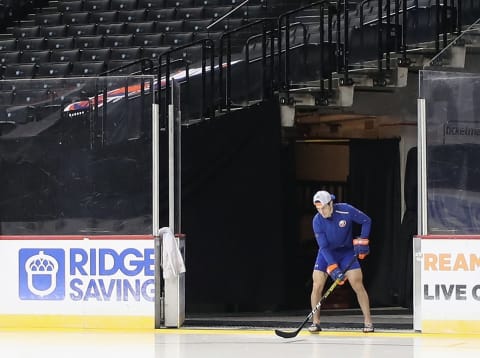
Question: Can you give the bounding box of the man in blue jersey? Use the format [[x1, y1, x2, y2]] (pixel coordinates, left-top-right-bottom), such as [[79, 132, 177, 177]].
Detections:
[[308, 190, 374, 333]]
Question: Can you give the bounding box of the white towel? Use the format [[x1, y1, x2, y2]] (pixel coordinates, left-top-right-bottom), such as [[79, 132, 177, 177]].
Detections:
[[159, 227, 186, 279]]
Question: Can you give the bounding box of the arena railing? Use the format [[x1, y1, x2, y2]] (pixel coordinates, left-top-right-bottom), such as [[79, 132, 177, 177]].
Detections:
[[157, 38, 216, 127]]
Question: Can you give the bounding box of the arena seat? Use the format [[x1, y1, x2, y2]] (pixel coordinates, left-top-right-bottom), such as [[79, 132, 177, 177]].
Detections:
[[69, 60, 106, 76], [110, 46, 142, 60], [57, 0, 85, 13], [125, 21, 156, 34], [90, 10, 119, 23], [36, 61, 72, 77], [0, 39, 17, 51], [19, 49, 51, 63], [133, 32, 164, 47], [74, 34, 104, 48], [137, 0, 167, 10], [0, 50, 20, 65], [163, 32, 194, 46], [165, 0, 195, 8], [175, 6, 205, 20], [0, 90, 13, 105], [41, 24, 68, 38], [141, 46, 172, 61], [156, 19, 185, 32], [80, 47, 111, 61], [110, 0, 139, 11], [67, 23, 97, 36], [96, 22, 126, 35], [46, 36, 75, 50], [62, 11, 91, 25], [118, 9, 147, 22], [50, 48, 81, 62], [34, 13, 63, 26], [17, 37, 46, 51], [103, 33, 134, 47], [2, 63, 38, 79], [12, 26, 41, 38], [145, 8, 176, 21], [84, 0, 111, 11], [183, 18, 212, 32]]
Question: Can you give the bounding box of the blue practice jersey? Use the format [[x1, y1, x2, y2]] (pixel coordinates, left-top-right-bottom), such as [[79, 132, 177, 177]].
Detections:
[[312, 202, 371, 266]]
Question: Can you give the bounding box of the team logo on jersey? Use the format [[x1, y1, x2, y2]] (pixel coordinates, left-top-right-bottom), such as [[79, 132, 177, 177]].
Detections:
[[338, 220, 347, 228]]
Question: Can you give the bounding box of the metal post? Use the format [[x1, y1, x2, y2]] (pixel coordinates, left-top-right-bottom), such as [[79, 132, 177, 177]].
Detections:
[[417, 98, 428, 235], [168, 81, 175, 230], [414, 97, 428, 333], [165, 78, 185, 328], [152, 91, 162, 328], [174, 82, 182, 234]]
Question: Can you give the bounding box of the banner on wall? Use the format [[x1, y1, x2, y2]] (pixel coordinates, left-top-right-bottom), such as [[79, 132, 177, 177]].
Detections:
[[0, 238, 154, 318]]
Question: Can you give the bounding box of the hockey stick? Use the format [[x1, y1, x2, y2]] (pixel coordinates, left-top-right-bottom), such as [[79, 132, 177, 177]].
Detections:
[[274, 255, 358, 339]]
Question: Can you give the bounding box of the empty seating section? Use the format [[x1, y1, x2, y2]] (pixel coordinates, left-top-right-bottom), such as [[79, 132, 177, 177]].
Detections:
[[0, 0, 268, 78], [0, 0, 477, 79]]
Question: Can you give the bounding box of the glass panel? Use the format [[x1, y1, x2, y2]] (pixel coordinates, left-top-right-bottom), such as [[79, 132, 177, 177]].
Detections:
[[0, 76, 156, 235], [420, 70, 480, 234]]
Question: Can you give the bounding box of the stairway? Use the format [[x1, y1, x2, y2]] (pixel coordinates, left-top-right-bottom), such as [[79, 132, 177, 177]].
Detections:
[[278, 1, 480, 128]]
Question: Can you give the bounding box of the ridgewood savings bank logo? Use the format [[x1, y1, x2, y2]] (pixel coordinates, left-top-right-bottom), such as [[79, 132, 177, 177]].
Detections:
[[19, 249, 65, 300], [18, 248, 155, 301]]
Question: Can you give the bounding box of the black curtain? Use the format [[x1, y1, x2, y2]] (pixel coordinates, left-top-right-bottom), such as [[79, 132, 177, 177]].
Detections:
[[396, 147, 417, 310], [348, 138, 401, 307], [181, 99, 286, 313]]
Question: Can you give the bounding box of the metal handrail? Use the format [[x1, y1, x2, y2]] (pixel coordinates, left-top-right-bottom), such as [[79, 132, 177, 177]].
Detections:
[[243, 23, 280, 102], [218, 18, 276, 112], [278, 1, 342, 91], [157, 39, 216, 127], [99, 58, 155, 76], [206, 0, 250, 30]]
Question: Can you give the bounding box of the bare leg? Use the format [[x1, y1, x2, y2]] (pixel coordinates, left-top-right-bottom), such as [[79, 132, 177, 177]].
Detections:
[[310, 270, 328, 325], [345, 268, 372, 325]]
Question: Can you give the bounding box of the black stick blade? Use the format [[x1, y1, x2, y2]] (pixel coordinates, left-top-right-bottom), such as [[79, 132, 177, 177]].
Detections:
[[274, 328, 300, 339]]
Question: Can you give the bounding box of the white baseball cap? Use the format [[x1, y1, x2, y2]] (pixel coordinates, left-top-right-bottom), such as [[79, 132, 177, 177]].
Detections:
[[312, 190, 335, 206]]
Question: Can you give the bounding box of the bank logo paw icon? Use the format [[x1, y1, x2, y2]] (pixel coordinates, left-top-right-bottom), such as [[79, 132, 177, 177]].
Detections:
[[19, 249, 65, 300]]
